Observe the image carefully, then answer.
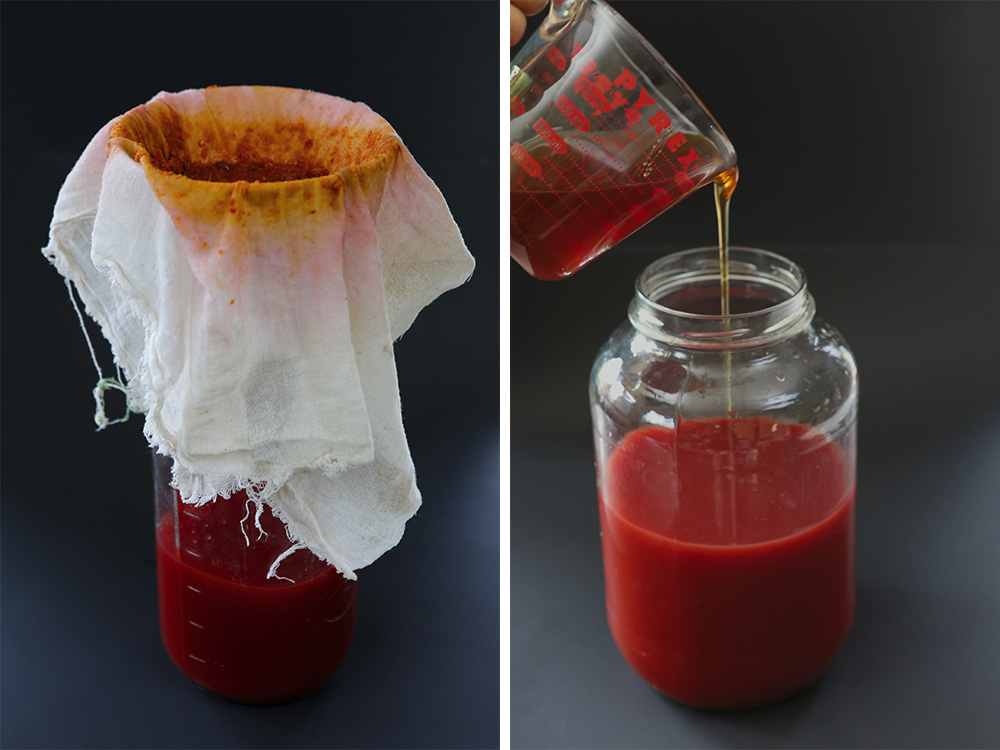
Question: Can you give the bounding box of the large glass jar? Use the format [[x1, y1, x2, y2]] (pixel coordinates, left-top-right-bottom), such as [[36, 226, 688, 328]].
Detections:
[[152, 454, 357, 704], [590, 247, 858, 709]]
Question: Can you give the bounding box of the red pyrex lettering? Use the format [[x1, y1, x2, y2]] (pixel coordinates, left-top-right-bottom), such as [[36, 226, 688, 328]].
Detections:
[[678, 149, 701, 170], [648, 110, 672, 136], [667, 133, 687, 152], [666, 132, 702, 183], [573, 59, 670, 133]]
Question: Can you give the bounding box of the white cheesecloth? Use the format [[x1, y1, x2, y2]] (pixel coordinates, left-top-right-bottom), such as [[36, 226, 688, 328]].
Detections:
[[43, 86, 474, 578]]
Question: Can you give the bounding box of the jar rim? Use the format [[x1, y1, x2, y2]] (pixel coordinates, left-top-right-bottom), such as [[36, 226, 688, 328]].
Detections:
[[630, 246, 814, 348], [635, 246, 806, 316]]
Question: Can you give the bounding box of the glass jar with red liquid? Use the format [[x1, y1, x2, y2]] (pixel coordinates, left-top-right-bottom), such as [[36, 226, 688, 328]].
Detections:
[[590, 247, 858, 709], [152, 454, 357, 704]]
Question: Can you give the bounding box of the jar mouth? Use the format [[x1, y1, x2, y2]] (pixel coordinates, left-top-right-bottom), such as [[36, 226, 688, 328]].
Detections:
[[630, 247, 813, 347]]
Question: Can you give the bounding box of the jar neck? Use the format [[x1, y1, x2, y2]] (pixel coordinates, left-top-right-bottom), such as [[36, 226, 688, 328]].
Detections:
[[628, 247, 815, 349]]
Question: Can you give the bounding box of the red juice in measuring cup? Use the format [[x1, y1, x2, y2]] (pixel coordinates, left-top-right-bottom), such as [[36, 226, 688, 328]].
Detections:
[[599, 418, 855, 709], [511, 132, 732, 279], [510, 0, 737, 279], [154, 468, 356, 704]]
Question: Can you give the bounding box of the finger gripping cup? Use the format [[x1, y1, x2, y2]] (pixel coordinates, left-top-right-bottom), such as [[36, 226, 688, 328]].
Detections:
[[510, 0, 737, 279]]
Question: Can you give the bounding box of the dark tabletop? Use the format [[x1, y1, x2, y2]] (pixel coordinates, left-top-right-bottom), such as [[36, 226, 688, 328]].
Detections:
[[511, 2, 1000, 747], [1, 3, 499, 749]]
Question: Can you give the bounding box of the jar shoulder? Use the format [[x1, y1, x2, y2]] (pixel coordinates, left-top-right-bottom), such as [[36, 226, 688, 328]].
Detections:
[[591, 320, 858, 437]]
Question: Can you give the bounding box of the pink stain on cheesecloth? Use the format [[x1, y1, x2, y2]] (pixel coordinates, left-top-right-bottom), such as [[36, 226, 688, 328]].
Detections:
[[43, 86, 474, 578]]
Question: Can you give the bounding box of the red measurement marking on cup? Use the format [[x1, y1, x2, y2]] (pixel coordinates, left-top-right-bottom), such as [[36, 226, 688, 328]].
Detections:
[[532, 118, 567, 154], [510, 142, 542, 178], [512, 181, 669, 279], [546, 45, 567, 71], [527, 116, 635, 218], [541, 156, 604, 238], [555, 95, 591, 132], [575, 131, 647, 214], [510, 145, 594, 259], [521, 134, 607, 241], [512, 129, 672, 280]]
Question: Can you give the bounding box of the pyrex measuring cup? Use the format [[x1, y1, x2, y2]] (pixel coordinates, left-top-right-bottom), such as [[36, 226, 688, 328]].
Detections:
[[510, 0, 738, 280]]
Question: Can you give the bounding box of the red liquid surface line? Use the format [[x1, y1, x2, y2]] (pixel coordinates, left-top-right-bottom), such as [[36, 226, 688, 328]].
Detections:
[[510, 152, 721, 280], [599, 417, 855, 709], [543, 159, 610, 237], [510, 180, 680, 280], [509, 131, 672, 280], [514, 133, 639, 268], [156, 491, 357, 704]]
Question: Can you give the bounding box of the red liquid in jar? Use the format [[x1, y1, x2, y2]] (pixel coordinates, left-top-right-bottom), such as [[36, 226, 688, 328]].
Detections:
[[599, 417, 855, 709], [156, 490, 357, 704]]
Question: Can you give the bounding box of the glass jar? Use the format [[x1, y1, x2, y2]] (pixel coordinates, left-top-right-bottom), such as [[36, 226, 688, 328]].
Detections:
[[152, 453, 357, 704], [590, 247, 858, 709]]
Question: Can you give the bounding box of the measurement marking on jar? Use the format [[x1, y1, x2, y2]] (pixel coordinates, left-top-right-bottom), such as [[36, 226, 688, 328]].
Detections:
[[186, 585, 202, 593], [187, 654, 207, 663], [323, 600, 355, 624], [188, 620, 205, 629]]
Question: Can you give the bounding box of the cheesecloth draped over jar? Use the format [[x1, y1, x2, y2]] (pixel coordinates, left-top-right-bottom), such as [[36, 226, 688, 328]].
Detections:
[[43, 86, 475, 578]]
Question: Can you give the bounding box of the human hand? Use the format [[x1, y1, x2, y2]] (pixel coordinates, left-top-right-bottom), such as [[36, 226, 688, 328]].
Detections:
[[510, 0, 547, 46]]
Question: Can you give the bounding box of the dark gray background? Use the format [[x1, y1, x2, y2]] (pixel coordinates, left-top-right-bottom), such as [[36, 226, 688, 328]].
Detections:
[[511, 2, 1000, 748], [1, 2, 499, 748]]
